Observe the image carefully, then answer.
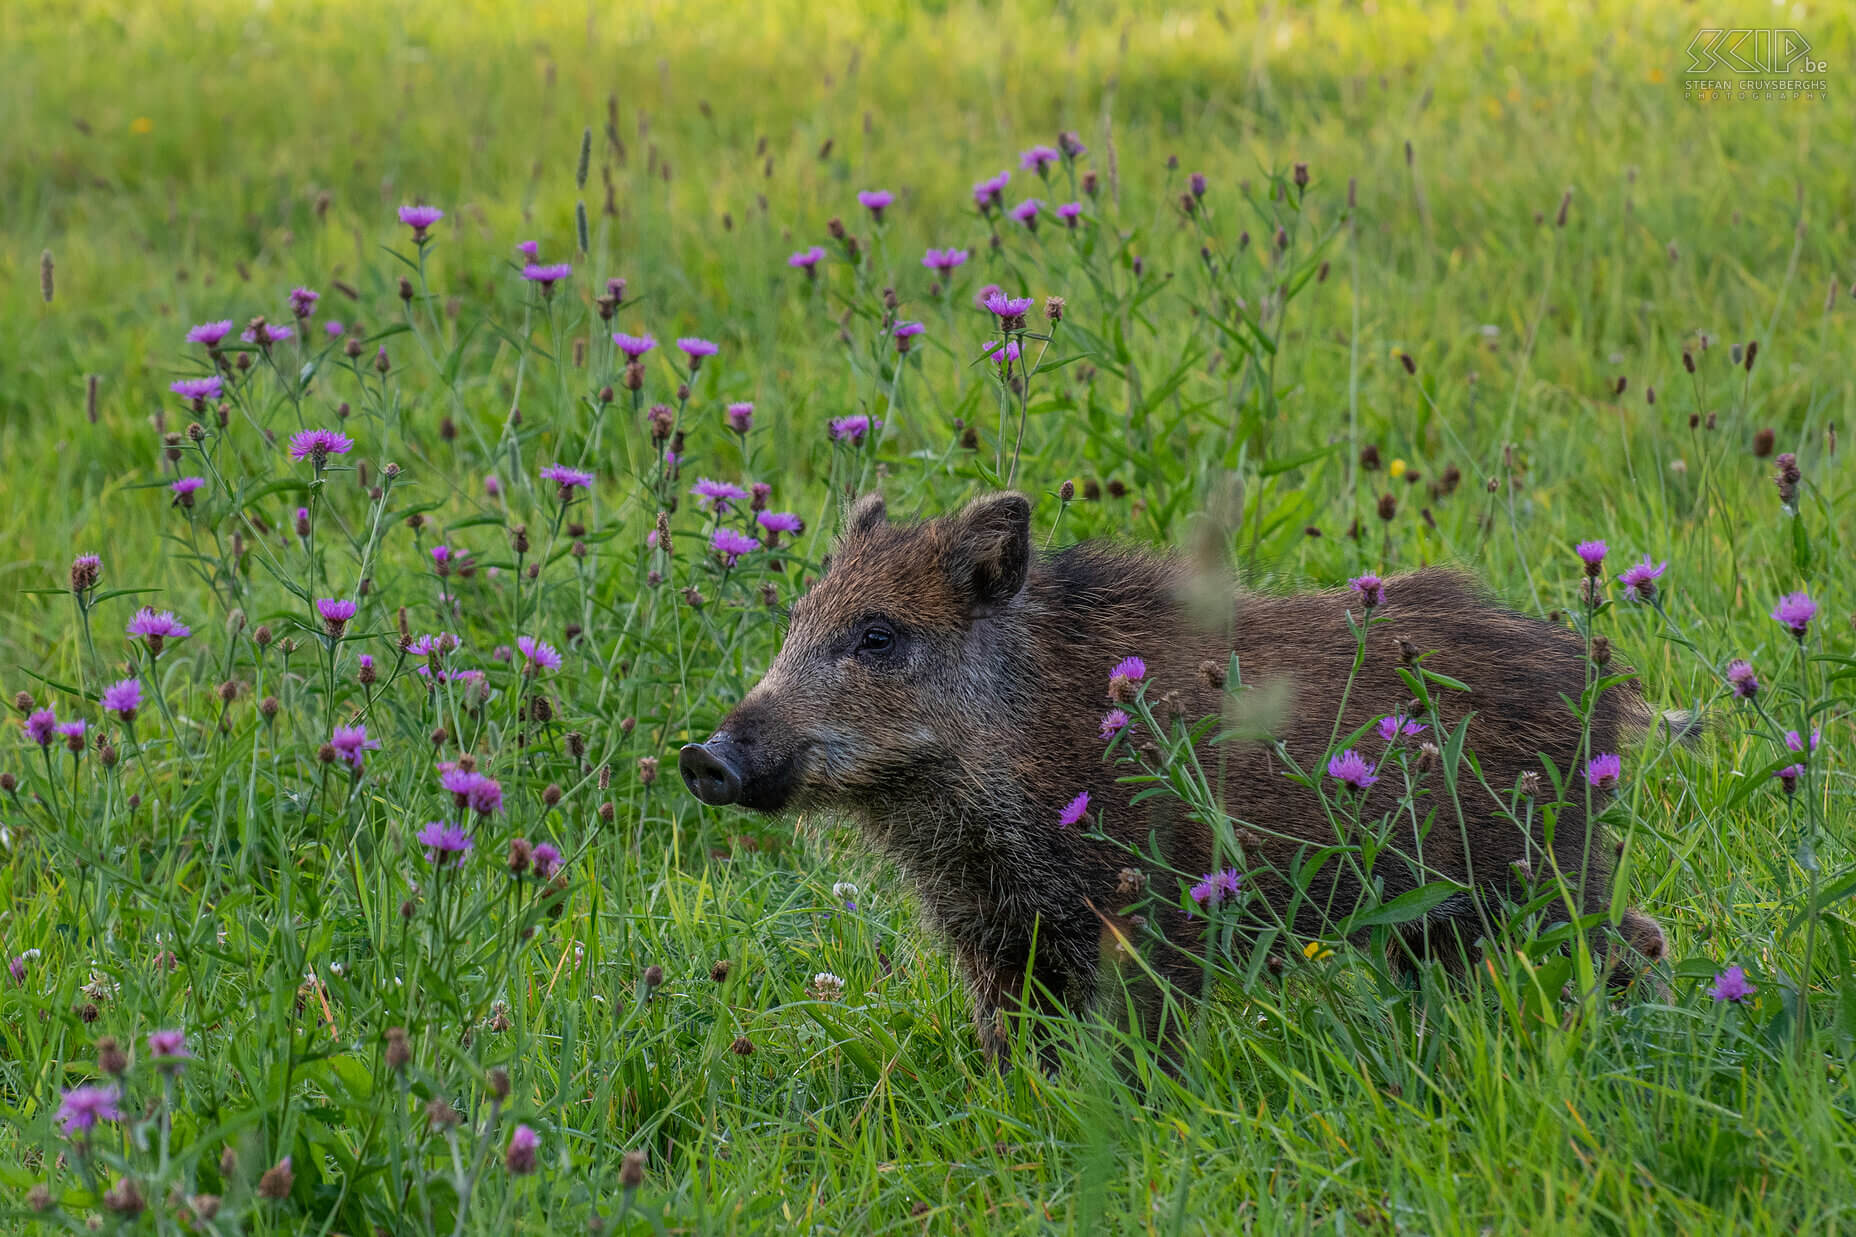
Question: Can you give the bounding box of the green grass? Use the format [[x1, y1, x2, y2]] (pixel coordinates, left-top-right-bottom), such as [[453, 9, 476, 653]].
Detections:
[[2, 0, 1853, 1231]]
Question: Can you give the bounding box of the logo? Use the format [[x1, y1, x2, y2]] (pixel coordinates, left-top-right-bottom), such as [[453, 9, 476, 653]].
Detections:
[[1685, 29, 1825, 75]]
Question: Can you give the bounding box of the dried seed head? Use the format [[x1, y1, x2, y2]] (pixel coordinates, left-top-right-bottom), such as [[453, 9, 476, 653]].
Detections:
[[1377, 492, 1397, 522], [710, 959, 732, 982], [1197, 658, 1226, 689], [96, 1036, 128, 1076], [620, 1150, 647, 1191], [1519, 771, 1542, 799], [487, 1067, 510, 1101], [385, 1026, 411, 1071], [643, 964, 664, 989], [731, 1035, 755, 1055], [258, 1158, 294, 1201], [638, 755, 659, 785], [1753, 427, 1775, 458]]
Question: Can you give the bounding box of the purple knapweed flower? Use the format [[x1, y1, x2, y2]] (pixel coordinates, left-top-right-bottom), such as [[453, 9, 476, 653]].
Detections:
[[983, 289, 1035, 324], [407, 632, 459, 659], [330, 724, 379, 772], [171, 376, 223, 406], [1008, 199, 1042, 229], [788, 245, 826, 273], [1376, 713, 1427, 742], [506, 1124, 540, 1175], [1585, 752, 1622, 791], [614, 332, 657, 360], [922, 247, 970, 272], [1617, 556, 1667, 603], [691, 478, 750, 511], [439, 768, 504, 815], [985, 339, 1021, 366], [55, 720, 87, 751], [241, 322, 294, 345], [1058, 791, 1090, 828], [1725, 659, 1759, 700], [1109, 656, 1146, 685], [1575, 540, 1607, 576], [288, 287, 320, 319], [1327, 749, 1379, 791], [516, 240, 540, 257], [170, 477, 205, 507], [6, 954, 26, 985], [757, 510, 804, 535], [531, 843, 563, 880], [57, 1085, 124, 1136], [288, 428, 354, 465], [856, 189, 894, 220], [416, 820, 474, 867], [1771, 591, 1817, 638], [521, 262, 573, 294], [23, 709, 56, 748], [830, 414, 874, 444], [1056, 202, 1083, 227], [398, 204, 444, 240], [893, 320, 926, 344], [540, 464, 595, 501], [1099, 708, 1130, 742], [517, 635, 562, 673], [315, 598, 357, 636], [325, 320, 345, 337], [102, 679, 142, 724], [972, 170, 1011, 213], [676, 337, 719, 371], [1188, 172, 1208, 198], [724, 402, 755, 433], [186, 320, 233, 348], [1708, 965, 1756, 1004], [146, 1029, 191, 1072], [1349, 574, 1385, 609], [1785, 728, 1820, 755], [127, 608, 191, 654], [711, 527, 760, 566], [70, 554, 101, 594], [1020, 145, 1061, 175], [1188, 868, 1243, 913]]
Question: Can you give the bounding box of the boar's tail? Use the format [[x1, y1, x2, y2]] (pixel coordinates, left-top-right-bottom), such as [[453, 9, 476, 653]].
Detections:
[[1621, 695, 1706, 746]]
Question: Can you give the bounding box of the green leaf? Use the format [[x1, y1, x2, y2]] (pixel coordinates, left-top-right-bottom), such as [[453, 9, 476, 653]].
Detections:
[[1338, 880, 1467, 932]]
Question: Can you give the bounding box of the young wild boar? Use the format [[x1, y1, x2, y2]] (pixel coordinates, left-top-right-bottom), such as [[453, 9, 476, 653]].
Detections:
[[679, 491, 1668, 1061]]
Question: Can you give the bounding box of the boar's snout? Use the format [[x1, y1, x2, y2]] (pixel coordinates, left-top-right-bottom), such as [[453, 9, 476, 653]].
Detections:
[[678, 739, 742, 806]]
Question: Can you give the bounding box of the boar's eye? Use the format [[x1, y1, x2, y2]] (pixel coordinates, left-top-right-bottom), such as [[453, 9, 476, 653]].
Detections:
[[855, 621, 897, 657]]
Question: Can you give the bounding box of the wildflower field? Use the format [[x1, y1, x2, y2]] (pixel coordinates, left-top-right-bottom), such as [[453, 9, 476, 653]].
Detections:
[[3, 0, 1855, 1230]]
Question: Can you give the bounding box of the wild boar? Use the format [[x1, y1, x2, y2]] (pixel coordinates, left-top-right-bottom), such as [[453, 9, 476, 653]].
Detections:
[[679, 491, 1669, 1061]]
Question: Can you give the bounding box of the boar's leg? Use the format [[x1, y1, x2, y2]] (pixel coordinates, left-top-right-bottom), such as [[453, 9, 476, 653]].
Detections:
[[954, 936, 1088, 1072]]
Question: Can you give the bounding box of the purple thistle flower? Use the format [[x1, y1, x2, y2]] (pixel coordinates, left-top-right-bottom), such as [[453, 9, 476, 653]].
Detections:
[[170, 376, 223, 406], [922, 247, 970, 272], [711, 527, 760, 566], [71, 554, 101, 593], [1585, 752, 1622, 791], [757, 510, 804, 535], [1058, 790, 1090, 828], [972, 170, 1011, 212], [614, 332, 657, 360], [330, 724, 379, 772], [7, 955, 25, 985], [407, 632, 460, 658], [1771, 591, 1817, 638], [440, 768, 505, 815], [1617, 556, 1667, 603], [416, 820, 474, 866], [1725, 659, 1759, 700], [288, 428, 355, 465], [691, 478, 750, 511], [505, 1124, 540, 1175], [1575, 540, 1607, 575], [186, 320, 233, 347], [788, 245, 826, 270], [1099, 708, 1129, 742], [23, 709, 56, 748], [288, 287, 320, 319], [1008, 199, 1042, 229], [1785, 728, 1820, 755], [893, 320, 926, 341], [398, 204, 444, 239], [1056, 202, 1083, 226], [516, 240, 539, 257], [1188, 868, 1243, 913], [985, 339, 1021, 366], [127, 608, 190, 654], [1349, 573, 1385, 609], [1020, 145, 1061, 174], [856, 189, 894, 219], [241, 322, 294, 345], [1327, 749, 1379, 791], [676, 337, 720, 371], [57, 1085, 124, 1136], [517, 635, 562, 673], [1708, 965, 1756, 1004], [521, 262, 573, 293], [983, 289, 1036, 323], [102, 679, 142, 724], [1110, 656, 1147, 684], [1188, 172, 1208, 198], [170, 477, 206, 506], [325, 320, 345, 337], [723, 402, 755, 434], [316, 597, 357, 636], [829, 414, 874, 444], [531, 843, 563, 880], [147, 1029, 191, 1071], [1376, 713, 1427, 742], [55, 720, 87, 751], [540, 464, 595, 501]]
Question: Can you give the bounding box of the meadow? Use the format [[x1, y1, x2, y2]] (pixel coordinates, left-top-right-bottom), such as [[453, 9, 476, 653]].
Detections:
[[2, 0, 1854, 1231]]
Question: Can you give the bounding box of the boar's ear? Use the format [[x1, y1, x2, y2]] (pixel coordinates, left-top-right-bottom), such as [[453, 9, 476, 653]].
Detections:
[[845, 492, 887, 539], [950, 491, 1032, 617]]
